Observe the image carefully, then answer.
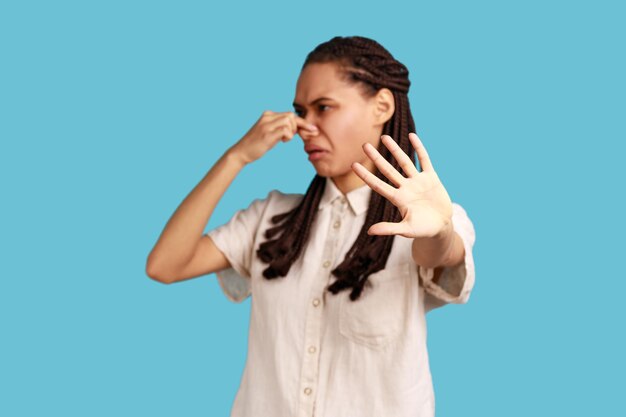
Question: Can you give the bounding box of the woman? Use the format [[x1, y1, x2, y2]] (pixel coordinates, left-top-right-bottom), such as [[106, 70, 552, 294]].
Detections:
[[147, 35, 476, 417]]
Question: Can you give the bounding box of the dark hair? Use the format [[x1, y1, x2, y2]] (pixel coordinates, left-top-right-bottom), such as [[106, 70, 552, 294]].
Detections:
[[256, 36, 416, 302]]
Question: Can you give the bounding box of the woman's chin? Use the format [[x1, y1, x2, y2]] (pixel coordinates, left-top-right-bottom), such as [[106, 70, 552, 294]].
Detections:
[[309, 160, 331, 175]]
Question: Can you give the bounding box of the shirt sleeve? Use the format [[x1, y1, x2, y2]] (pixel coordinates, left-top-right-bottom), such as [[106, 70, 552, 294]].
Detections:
[[204, 191, 273, 303], [419, 202, 476, 309]]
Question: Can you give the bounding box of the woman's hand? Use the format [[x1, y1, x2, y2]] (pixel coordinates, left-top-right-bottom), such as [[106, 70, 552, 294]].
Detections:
[[230, 110, 318, 164], [352, 132, 453, 239]]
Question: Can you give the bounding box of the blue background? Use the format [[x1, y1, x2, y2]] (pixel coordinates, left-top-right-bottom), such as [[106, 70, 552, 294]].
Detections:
[[1, 0, 624, 415]]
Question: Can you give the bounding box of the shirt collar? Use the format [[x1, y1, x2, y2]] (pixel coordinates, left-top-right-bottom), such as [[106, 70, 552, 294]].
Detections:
[[317, 177, 372, 216]]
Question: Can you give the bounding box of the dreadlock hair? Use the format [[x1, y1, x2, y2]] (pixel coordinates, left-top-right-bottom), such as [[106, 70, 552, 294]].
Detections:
[[256, 35, 417, 302]]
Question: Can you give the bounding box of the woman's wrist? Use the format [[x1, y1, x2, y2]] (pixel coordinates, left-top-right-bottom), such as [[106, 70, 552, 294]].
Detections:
[[226, 145, 251, 167]]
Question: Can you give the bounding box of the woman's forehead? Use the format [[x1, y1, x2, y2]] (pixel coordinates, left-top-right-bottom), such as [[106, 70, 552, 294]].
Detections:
[[294, 64, 361, 106], [297, 63, 343, 89]]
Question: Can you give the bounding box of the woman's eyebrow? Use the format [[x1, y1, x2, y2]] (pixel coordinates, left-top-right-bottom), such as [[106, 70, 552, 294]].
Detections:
[[293, 97, 334, 108]]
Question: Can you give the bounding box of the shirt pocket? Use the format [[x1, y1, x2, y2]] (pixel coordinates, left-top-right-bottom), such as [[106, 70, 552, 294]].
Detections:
[[338, 263, 413, 350]]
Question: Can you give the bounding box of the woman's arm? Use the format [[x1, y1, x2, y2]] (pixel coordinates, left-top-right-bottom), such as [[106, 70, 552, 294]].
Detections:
[[145, 111, 317, 284], [411, 221, 465, 269], [145, 148, 248, 283], [350, 132, 473, 294]]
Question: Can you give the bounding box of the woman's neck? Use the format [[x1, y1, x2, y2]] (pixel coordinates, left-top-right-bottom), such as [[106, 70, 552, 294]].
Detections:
[[331, 172, 369, 196]]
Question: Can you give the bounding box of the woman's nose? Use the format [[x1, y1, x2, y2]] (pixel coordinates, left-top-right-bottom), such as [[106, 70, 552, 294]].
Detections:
[[299, 124, 319, 141]]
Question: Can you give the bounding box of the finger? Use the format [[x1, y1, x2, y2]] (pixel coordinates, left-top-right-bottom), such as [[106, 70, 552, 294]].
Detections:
[[283, 113, 297, 134], [408, 132, 434, 172], [280, 126, 292, 142], [272, 124, 292, 142], [362, 142, 405, 187], [294, 116, 318, 132], [352, 161, 397, 202], [265, 116, 293, 135], [381, 134, 420, 177], [367, 221, 408, 236], [279, 113, 298, 134], [261, 110, 282, 121], [380, 135, 420, 178]]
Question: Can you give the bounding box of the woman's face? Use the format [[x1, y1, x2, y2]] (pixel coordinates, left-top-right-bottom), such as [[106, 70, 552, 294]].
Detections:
[[293, 62, 391, 194]]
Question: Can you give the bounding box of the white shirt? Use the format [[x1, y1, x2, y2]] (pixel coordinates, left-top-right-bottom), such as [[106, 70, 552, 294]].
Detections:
[[205, 177, 476, 417]]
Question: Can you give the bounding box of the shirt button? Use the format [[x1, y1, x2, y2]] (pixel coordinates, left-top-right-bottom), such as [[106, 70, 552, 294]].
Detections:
[[340, 197, 347, 204], [308, 346, 317, 354], [333, 220, 341, 229], [312, 298, 320, 307], [304, 387, 312, 395], [323, 260, 331, 268]]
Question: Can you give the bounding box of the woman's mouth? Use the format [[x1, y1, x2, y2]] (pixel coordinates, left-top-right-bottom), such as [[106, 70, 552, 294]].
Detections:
[[307, 150, 328, 161]]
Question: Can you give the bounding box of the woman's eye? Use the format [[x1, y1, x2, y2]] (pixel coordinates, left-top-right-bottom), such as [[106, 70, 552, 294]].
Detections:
[[294, 105, 329, 117]]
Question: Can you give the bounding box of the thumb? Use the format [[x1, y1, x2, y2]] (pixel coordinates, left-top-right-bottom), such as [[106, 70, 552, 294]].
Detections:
[[367, 222, 406, 236]]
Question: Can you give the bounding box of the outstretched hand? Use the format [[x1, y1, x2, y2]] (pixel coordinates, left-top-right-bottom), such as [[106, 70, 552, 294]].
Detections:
[[352, 133, 453, 239]]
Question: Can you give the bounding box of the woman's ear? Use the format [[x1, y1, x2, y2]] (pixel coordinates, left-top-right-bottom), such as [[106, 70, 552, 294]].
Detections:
[[373, 88, 395, 125]]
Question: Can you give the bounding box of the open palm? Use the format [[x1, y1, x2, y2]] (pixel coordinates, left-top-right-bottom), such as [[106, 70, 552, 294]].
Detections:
[[352, 132, 453, 239]]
